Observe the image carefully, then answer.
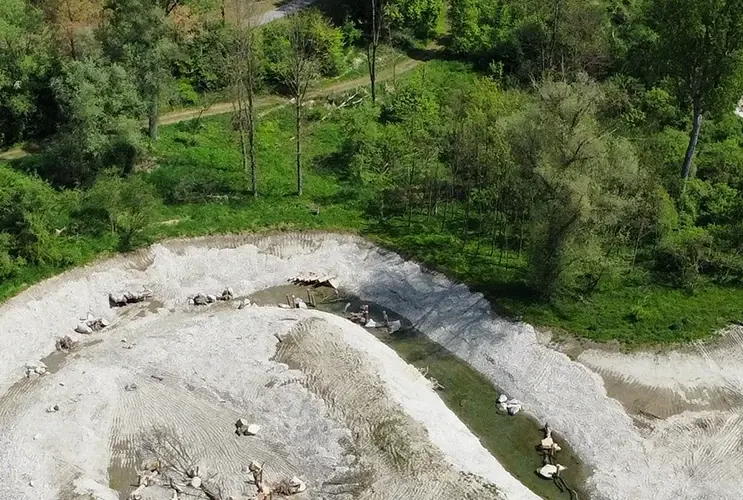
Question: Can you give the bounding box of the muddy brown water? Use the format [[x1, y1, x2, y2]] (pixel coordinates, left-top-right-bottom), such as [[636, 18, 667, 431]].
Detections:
[[249, 284, 591, 500]]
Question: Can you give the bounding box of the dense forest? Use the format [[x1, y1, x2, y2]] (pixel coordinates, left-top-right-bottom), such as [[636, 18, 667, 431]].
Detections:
[[2, 0, 743, 343]]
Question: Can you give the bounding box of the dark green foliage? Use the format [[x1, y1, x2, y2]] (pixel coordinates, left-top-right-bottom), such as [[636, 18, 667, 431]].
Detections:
[[0, 0, 56, 147], [173, 21, 234, 93]]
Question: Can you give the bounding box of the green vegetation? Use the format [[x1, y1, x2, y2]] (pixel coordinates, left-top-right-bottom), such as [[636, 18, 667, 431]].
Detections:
[[2, 0, 743, 346]]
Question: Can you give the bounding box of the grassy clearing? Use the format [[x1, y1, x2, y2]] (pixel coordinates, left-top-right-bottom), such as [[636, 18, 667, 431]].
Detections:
[[3, 59, 743, 346]]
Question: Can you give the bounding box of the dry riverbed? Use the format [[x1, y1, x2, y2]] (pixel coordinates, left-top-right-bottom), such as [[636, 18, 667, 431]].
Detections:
[[0, 233, 740, 500]]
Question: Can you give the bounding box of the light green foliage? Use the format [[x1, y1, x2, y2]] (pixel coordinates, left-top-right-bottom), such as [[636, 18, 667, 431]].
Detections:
[[0, 0, 53, 146], [263, 9, 346, 84], [449, 0, 612, 79], [48, 56, 144, 186], [380, 74, 438, 123], [384, 0, 444, 39], [657, 226, 713, 290], [0, 165, 71, 268], [509, 76, 640, 296]]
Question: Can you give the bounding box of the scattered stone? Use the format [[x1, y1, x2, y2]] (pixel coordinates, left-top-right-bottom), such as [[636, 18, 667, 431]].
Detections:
[[244, 424, 260, 436], [218, 288, 234, 301], [387, 320, 402, 334], [294, 297, 307, 309], [26, 362, 47, 378], [497, 394, 508, 404], [206, 294, 217, 304], [192, 293, 208, 306], [150, 374, 164, 382], [33, 434, 41, 441], [74, 314, 109, 334], [74, 323, 93, 335], [28, 481, 34, 487], [190, 476, 202, 489], [290, 476, 307, 493], [507, 399, 522, 415], [55, 335, 77, 351], [238, 298, 252, 309], [236, 418, 249, 429], [46, 404, 59, 413], [121, 338, 127, 343], [537, 463, 566, 479], [124, 383, 138, 391]]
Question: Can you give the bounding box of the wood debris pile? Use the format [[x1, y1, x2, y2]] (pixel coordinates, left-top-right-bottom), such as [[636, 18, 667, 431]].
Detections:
[[347, 305, 402, 334], [288, 273, 338, 289]]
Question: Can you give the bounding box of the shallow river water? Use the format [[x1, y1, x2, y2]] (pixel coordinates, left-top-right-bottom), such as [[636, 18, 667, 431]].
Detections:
[[249, 284, 591, 500]]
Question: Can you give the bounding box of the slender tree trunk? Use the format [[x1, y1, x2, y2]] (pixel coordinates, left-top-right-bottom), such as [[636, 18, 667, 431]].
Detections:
[[370, 45, 377, 103], [295, 98, 302, 196], [248, 89, 257, 198], [247, 38, 258, 198], [148, 98, 158, 141], [681, 99, 702, 193], [367, 0, 381, 104]]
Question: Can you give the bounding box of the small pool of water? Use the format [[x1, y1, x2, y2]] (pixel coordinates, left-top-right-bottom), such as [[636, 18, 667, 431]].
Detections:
[[249, 284, 591, 500]]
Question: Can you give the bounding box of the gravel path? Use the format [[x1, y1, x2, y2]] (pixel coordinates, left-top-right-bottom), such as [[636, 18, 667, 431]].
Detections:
[[0, 232, 740, 500]]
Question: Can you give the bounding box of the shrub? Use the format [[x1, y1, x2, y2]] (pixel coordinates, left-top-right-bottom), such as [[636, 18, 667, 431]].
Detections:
[[656, 227, 713, 290], [80, 172, 160, 249]]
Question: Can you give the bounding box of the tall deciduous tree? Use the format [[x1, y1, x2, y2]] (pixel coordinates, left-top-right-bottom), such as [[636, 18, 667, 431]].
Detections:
[[49, 55, 144, 186], [366, 0, 384, 103], [647, 0, 743, 189], [228, 0, 262, 197], [103, 0, 175, 141], [509, 76, 640, 297], [276, 12, 320, 196]]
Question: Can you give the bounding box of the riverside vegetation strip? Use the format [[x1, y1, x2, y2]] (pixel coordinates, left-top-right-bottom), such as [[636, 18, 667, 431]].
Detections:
[[2, 60, 743, 345]]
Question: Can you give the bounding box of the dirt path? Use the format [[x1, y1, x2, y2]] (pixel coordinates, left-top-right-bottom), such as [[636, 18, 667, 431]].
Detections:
[[0, 57, 421, 161], [159, 56, 422, 126]]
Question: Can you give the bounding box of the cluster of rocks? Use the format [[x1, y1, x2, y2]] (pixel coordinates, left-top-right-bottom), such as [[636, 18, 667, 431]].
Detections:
[[109, 288, 152, 308], [188, 288, 234, 306], [74, 313, 110, 335], [25, 362, 47, 378], [536, 423, 567, 480], [497, 394, 522, 415]]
